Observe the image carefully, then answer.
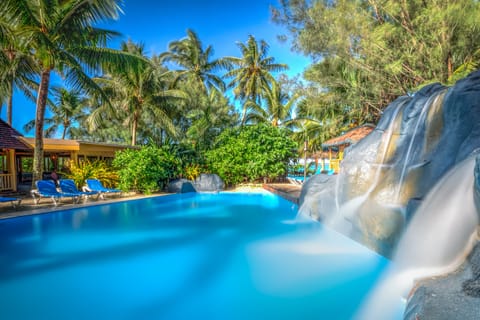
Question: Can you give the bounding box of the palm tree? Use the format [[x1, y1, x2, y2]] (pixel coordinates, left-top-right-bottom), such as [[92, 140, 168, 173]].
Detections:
[[24, 87, 87, 139], [224, 35, 288, 124], [0, 19, 37, 125], [2, 0, 139, 183], [89, 40, 184, 146], [244, 80, 299, 127], [160, 29, 230, 92], [185, 87, 237, 151]]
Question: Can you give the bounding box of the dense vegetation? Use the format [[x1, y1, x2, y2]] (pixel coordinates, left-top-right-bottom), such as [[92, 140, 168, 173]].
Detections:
[[113, 145, 180, 194], [1, 0, 479, 190], [206, 124, 297, 185]]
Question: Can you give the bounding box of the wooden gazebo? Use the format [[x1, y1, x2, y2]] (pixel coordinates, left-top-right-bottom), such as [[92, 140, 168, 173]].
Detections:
[[0, 119, 30, 191], [321, 124, 375, 173], [0, 119, 136, 192]]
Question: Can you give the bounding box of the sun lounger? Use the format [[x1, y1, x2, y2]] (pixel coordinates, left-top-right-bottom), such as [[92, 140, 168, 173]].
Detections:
[[287, 177, 303, 185], [31, 180, 81, 205], [84, 179, 121, 199], [59, 179, 100, 201], [0, 196, 21, 208]]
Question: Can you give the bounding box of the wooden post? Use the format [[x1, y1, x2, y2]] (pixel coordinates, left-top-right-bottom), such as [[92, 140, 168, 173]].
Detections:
[[7, 149, 17, 191], [303, 140, 308, 181]]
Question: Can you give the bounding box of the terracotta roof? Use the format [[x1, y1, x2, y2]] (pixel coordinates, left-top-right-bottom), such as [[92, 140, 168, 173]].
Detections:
[[0, 119, 30, 150], [322, 124, 375, 148]]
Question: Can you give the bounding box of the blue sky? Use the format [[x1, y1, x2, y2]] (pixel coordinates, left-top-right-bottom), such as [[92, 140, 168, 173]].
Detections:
[[3, 0, 311, 136]]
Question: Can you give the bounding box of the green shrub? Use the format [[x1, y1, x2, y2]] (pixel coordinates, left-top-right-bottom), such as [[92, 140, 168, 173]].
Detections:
[[182, 163, 202, 181], [205, 124, 297, 185], [64, 160, 118, 189], [112, 144, 180, 194]]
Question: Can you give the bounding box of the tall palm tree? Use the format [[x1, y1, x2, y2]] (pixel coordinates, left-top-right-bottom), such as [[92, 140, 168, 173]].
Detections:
[[185, 87, 237, 151], [89, 40, 184, 146], [2, 0, 139, 183], [244, 80, 299, 127], [0, 19, 37, 125], [160, 29, 230, 92], [24, 87, 87, 139], [224, 35, 288, 124]]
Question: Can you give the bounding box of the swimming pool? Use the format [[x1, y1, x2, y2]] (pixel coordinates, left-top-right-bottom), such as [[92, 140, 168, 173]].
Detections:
[[0, 192, 397, 319]]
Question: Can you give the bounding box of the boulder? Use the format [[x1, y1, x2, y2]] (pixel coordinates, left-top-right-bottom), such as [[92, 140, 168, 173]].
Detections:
[[300, 70, 480, 257], [194, 173, 224, 192], [404, 241, 480, 320], [167, 179, 196, 193]]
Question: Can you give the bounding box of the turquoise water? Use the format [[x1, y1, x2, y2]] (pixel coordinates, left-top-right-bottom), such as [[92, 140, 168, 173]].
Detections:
[[0, 192, 394, 319]]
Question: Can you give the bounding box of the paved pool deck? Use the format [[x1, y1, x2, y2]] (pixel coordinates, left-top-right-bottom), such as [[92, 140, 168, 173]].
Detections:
[[262, 183, 301, 204], [0, 183, 302, 219]]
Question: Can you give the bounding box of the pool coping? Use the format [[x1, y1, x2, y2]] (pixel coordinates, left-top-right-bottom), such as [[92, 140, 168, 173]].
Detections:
[[0, 193, 166, 220], [0, 183, 301, 220]]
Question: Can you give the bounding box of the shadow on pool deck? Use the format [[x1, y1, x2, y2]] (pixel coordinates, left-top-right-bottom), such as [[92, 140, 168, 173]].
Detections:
[[0, 191, 166, 220], [0, 183, 301, 219]]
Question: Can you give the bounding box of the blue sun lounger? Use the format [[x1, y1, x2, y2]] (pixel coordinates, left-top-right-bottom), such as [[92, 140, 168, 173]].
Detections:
[[31, 180, 81, 205], [84, 179, 121, 199], [0, 196, 21, 208], [59, 179, 100, 201]]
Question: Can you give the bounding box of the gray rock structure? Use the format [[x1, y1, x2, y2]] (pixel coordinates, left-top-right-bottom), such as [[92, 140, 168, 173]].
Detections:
[[167, 179, 196, 193], [404, 240, 480, 320], [298, 70, 480, 318], [193, 173, 225, 192]]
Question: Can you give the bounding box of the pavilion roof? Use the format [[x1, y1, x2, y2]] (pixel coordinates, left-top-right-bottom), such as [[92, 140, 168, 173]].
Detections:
[[321, 124, 375, 148], [0, 119, 30, 150]]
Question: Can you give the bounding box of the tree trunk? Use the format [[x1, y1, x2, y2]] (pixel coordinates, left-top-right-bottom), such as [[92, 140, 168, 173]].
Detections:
[[32, 69, 51, 187], [131, 112, 138, 146], [7, 83, 13, 125], [447, 52, 453, 80], [62, 125, 67, 139]]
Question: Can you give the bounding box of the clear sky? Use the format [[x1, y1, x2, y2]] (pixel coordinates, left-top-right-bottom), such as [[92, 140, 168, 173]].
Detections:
[[3, 0, 311, 136]]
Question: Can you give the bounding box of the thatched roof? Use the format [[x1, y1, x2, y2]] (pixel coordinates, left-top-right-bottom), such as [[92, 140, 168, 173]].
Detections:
[[322, 124, 375, 148], [0, 119, 30, 150]]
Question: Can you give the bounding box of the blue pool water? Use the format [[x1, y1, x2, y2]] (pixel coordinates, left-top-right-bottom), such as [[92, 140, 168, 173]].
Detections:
[[0, 192, 395, 319]]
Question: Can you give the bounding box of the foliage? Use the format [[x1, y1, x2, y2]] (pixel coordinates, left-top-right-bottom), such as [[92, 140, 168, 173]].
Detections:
[[182, 163, 202, 181], [244, 79, 298, 127], [182, 85, 238, 152], [272, 0, 480, 126], [224, 35, 288, 124], [64, 160, 118, 189], [88, 41, 183, 146], [0, 0, 141, 183], [23, 86, 87, 139], [112, 144, 180, 194], [160, 29, 231, 93], [205, 124, 297, 185]]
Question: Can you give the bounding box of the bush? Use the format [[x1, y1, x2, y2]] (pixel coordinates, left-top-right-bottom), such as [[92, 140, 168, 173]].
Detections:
[[64, 160, 118, 189], [182, 163, 202, 181], [112, 144, 180, 194], [205, 124, 297, 185]]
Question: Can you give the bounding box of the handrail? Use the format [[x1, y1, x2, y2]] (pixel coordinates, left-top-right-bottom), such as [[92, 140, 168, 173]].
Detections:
[[0, 173, 14, 191]]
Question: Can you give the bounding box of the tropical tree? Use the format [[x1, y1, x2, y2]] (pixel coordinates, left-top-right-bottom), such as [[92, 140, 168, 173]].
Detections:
[[244, 80, 298, 127], [272, 0, 480, 122], [206, 124, 297, 185], [184, 86, 237, 152], [89, 40, 184, 146], [0, 18, 37, 125], [160, 29, 230, 93], [23, 86, 87, 139], [224, 35, 288, 124], [1, 0, 140, 183]]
